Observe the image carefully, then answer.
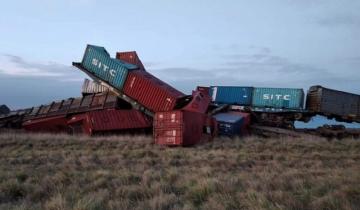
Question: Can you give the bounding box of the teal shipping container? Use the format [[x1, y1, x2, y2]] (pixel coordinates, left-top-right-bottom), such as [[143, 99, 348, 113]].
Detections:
[[81, 45, 139, 90], [252, 87, 304, 109], [210, 86, 253, 105]]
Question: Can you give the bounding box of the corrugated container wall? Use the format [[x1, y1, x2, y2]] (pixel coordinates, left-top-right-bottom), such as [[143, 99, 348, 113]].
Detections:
[[82, 79, 109, 95], [68, 109, 152, 135], [213, 112, 244, 136], [306, 86, 360, 122], [81, 45, 139, 90], [154, 110, 206, 146], [252, 87, 304, 109], [22, 116, 69, 133], [116, 51, 145, 70], [123, 70, 185, 112], [210, 86, 253, 105]]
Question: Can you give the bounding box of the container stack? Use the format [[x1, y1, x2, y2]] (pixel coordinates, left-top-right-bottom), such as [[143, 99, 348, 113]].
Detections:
[[153, 90, 215, 146]]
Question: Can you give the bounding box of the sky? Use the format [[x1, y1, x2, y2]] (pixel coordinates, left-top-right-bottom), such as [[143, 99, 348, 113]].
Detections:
[[0, 0, 359, 127]]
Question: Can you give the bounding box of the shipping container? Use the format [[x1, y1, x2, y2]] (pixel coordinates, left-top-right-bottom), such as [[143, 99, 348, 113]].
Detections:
[[81, 45, 139, 90], [252, 87, 304, 109], [123, 70, 185, 112], [116, 51, 145, 70], [213, 112, 245, 136], [178, 90, 211, 114], [154, 110, 206, 146], [306, 86, 360, 122], [0, 105, 10, 115], [82, 78, 109, 95], [67, 109, 152, 135], [210, 86, 253, 105], [22, 115, 69, 133]]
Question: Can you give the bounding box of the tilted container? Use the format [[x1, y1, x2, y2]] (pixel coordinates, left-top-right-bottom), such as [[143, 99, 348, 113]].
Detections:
[[210, 86, 253, 105], [81, 45, 139, 90], [213, 112, 245, 136], [176, 90, 211, 114], [123, 70, 185, 112], [306, 85, 360, 122], [116, 51, 145, 70], [252, 87, 304, 109]]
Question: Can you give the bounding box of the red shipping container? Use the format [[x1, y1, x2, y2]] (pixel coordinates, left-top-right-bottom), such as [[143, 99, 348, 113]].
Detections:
[[22, 115, 69, 133], [116, 51, 145, 70], [154, 110, 207, 146], [123, 70, 185, 112], [67, 109, 152, 135], [180, 90, 211, 114]]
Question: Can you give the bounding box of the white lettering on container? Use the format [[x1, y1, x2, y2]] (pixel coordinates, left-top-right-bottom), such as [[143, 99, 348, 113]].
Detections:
[[263, 94, 291, 101], [91, 58, 117, 78]]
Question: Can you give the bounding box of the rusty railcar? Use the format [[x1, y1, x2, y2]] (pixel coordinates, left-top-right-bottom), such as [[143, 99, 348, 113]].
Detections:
[[306, 86, 360, 123]]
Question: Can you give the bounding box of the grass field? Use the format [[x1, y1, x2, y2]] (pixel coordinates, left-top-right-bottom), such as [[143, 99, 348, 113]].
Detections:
[[0, 132, 359, 210]]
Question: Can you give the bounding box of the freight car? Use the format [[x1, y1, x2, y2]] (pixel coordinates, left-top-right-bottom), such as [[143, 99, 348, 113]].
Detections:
[[306, 86, 360, 123], [210, 86, 304, 109], [210, 86, 311, 128], [0, 92, 133, 131], [23, 91, 129, 121]]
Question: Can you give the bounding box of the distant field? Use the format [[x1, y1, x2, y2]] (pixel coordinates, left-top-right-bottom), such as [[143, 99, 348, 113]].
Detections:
[[0, 132, 359, 210]]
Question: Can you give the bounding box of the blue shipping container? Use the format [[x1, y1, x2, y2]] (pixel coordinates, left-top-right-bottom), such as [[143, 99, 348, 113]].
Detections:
[[210, 86, 253, 105], [213, 112, 244, 136], [81, 45, 139, 90], [252, 87, 304, 109]]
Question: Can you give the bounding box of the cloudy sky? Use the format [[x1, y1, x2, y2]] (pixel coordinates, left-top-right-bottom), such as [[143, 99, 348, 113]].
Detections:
[[0, 0, 359, 109]]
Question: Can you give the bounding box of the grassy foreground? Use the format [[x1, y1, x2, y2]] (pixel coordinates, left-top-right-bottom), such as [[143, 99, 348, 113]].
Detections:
[[0, 132, 359, 210]]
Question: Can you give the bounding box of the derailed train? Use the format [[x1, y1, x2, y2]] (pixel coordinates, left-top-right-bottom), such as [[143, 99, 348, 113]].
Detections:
[[1, 44, 360, 146]]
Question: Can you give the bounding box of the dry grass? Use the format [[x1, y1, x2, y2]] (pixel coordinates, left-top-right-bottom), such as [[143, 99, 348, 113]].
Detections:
[[0, 132, 359, 210]]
